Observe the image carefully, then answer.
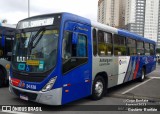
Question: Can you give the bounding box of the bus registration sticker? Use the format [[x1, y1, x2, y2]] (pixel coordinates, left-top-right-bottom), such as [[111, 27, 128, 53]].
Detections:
[[18, 63, 26, 70], [26, 60, 39, 66], [20, 94, 28, 101]]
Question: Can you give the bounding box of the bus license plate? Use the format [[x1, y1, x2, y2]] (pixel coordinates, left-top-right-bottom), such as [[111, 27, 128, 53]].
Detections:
[[20, 94, 28, 101]]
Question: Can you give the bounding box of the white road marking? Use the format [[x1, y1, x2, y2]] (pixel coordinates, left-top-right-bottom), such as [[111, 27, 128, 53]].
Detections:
[[152, 71, 159, 73], [1, 111, 32, 114], [121, 78, 153, 95], [150, 77, 160, 79]]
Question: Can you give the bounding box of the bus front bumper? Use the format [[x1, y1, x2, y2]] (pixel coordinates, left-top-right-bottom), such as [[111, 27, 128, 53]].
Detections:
[[9, 84, 62, 105]]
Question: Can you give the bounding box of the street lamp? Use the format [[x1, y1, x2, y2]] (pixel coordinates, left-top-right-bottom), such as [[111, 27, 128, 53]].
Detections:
[[28, 0, 30, 17]]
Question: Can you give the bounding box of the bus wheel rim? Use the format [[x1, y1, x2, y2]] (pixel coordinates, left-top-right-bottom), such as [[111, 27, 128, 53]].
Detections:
[[95, 81, 103, 97]]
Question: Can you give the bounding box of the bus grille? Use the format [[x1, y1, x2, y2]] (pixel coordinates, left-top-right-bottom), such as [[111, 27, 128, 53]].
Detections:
[[12, 70, 52, 82]]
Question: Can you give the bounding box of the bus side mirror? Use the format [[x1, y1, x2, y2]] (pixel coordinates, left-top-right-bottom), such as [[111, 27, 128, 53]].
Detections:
[[72, 32, 78, 44]]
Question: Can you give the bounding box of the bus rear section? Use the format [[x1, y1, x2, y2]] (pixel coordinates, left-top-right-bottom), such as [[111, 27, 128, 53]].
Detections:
[[91, 27, 156, 90], [9, 13, 93, 105], [0, 24, 16, 86]]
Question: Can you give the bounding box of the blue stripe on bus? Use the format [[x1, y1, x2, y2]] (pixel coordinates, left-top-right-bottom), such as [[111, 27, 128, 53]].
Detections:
[[118, 29, 156, 44]]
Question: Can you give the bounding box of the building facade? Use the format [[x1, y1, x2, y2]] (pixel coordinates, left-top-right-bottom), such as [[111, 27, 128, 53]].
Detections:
[[157, 1, 160, 48], [98, 0, 121, 28], [125, 0, 146, 37], [144, 0, 159, 42], [125, 0, 160, 42], [98, 0, 160, 47]]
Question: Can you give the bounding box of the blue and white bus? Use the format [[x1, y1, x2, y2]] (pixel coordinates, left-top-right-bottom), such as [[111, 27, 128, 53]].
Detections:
[[9, 13, 156, 105], [0, 23, 16, 86]]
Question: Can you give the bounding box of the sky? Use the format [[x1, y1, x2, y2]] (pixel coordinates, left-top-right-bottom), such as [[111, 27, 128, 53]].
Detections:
[[0, 0, 98, 24]]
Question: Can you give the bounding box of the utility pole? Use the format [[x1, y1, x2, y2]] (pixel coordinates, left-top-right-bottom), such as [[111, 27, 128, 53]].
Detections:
[[28, 0, 30, 17]]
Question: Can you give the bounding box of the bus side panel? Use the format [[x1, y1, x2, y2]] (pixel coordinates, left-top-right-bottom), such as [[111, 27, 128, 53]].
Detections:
[[128, 55, 156, 80], [140, 55, 156, 75], [123, 56, 137, 82], [92, 57, 117, 88]]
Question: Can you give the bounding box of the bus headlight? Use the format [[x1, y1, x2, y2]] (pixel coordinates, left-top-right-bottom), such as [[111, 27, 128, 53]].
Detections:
[[41, 76, 57, 92]]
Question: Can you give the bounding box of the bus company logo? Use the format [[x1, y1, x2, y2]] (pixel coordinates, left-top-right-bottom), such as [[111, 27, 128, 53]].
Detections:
[[99, 59, 113, 66], [18, 81, 25, 88], [119, 60, 127, 65]]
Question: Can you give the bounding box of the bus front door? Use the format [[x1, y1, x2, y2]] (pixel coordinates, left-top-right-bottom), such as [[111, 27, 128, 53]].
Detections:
[[61, 21, 92, 104]]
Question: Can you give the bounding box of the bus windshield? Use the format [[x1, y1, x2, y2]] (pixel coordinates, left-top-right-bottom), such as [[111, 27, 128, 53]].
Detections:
[[12, 28, 59, 73]]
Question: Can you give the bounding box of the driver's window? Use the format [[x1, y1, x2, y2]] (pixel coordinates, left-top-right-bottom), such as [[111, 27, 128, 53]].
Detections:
[[63, 31, 87, 60], [62, 31, 88, 74]]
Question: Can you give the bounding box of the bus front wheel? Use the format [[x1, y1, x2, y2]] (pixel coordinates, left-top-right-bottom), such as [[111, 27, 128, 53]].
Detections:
[[91, 76, 105, 100]]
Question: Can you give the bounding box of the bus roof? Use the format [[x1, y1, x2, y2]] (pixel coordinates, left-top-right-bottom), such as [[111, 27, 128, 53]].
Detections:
[[0, 23, 16, 35], [62, 12, 156, 45], [17, 12, 156, 45], [0, 23, 16, 29], [118, 29, 156, 44]]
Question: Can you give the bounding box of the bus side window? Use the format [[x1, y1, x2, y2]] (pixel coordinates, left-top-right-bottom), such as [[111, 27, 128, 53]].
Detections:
[[145, 43, 150, 56], [98, 30, 113, 56], [93, 28, 97, 56], [127, 38, 136, 55], [76, 34, 87, 57], [98, 30, 105, 56], [63, 31, 87, 59], [5, 37, 13, 61], [0, 36, 3, 57], [114, 35, 127, 56], [137, 41, 144, 55], [150, 44, 155, 55], [104, 32, 113, 56]]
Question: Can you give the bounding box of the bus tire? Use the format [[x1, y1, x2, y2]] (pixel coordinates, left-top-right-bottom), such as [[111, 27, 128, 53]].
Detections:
[[91, 76, 105, 100], [138, 68, 145, 82], [0, 68, 6, 87]]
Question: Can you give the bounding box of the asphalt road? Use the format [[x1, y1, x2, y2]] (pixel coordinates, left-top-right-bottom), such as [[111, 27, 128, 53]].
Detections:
[[0, 64, 160, 114]]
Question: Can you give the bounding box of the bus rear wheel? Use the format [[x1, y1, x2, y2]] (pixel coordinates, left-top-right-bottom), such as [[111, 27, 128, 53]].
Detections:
[[0, 68, 6, 87], [91, 76, 105, 100]]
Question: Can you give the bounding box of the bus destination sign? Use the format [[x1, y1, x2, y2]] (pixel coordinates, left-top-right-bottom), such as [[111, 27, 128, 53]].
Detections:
[[19, 18, 54, 29]]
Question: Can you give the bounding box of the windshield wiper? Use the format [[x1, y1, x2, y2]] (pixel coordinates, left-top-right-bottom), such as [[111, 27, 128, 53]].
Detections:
[[29, 27, 46, 47], [27, 27, 46, 54], [32, 29, 46, 48]]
